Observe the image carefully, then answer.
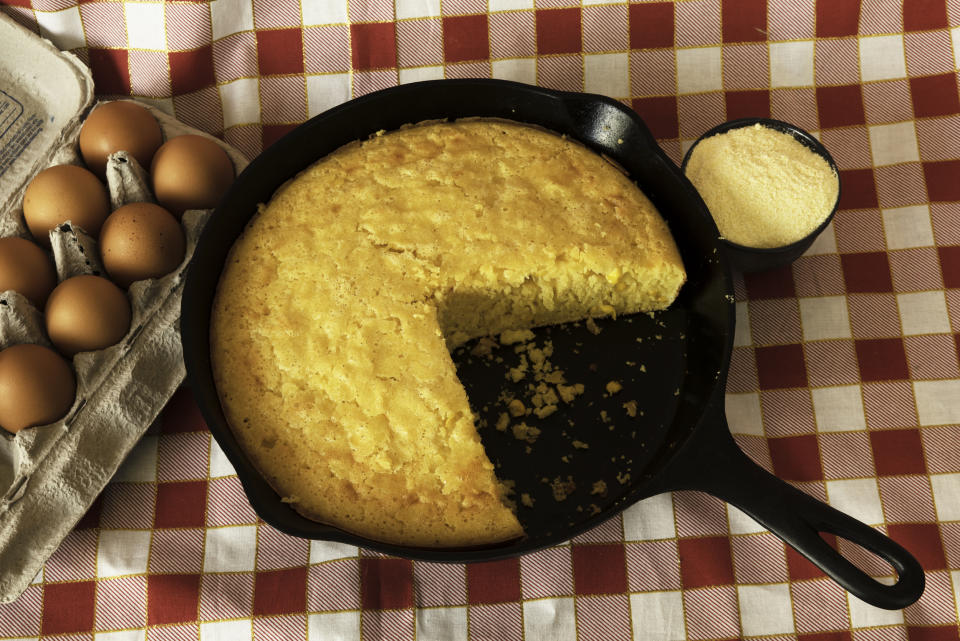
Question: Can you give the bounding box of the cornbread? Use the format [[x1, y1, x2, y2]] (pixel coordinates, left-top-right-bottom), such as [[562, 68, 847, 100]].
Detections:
[[684, 123, 839, 248], [211, 120, 686, 547]]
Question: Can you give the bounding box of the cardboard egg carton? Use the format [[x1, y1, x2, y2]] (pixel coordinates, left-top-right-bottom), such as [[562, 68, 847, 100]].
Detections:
[[0, 13, 248, 602]]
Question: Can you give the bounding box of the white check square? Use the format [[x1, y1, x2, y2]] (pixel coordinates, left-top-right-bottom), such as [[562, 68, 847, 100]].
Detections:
[[113, 435, 157, 483], [95, 631, 146, 641], [825, 479, 884, 525], [953, 27, 960, 69], [799, 296, 851, 341], [869, 122, 919, 166], [931, 473, 960, 521], [203, 525, 257, 572], [848, 592, 904, 628], [676, 47, 722, 94], [734, 301, 752, 347], [738, 584, 795, 636], [308, 612, 360, 641], [622, 493, 676, 541], [883, 205, 934, 250], [307, 74, 352, 117], [97, 530, 152, 578], [417, 607, 467, 641], [207, 439, 236, 478], [726, 392, 763, 436], [727, 505, 767, 535], [859, 35, 907, 82], [35, 7, 86, 51], [491, 59, 536, 86], [309, 540, 358, 563], [524, 598, 576, 641], [584, 53, 629, 98], [812, 385, 866, 432], [490, 0, 533, 9], [200, 620, 253, 641], [915, 380, 960, 426], [770, 41, 814, 88], [396, 0, 441, 19], [302, 0, 349, 25], [220, 78, 261, 129], [399, 66, 445, 84], [125, 3, 166, 50], [211, 0, 254, 39], [630, 591, 685, 641], [898, 291, 950, 335]]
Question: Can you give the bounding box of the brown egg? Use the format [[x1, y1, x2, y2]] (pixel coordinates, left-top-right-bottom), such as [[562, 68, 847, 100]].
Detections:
[[151, 135, 234, 217], [45, 275, 131, 357], [99, 202, 186, 288], [0, 237, 57, 308], [22, 165, 110, 248], [0, 343, 76, 434], [79, 101, 163, 178]]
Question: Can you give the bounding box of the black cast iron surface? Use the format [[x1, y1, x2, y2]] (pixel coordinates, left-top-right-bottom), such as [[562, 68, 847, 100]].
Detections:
[[181, 79, 924, 609]]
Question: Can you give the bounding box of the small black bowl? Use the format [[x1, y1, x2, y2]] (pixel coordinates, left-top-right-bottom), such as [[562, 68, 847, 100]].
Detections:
[[680, 117, 841, 274]]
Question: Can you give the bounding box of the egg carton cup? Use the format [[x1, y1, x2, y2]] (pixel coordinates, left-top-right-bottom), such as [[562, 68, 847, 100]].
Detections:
[[0, 13, 248, 603]]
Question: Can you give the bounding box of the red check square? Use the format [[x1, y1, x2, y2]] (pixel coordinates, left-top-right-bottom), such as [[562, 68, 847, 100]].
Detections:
[[905, 625, 960, 641], [88, 48, 131, 95], [755, 344, 808, 390], [940, 246, 960, 288], [838, 169, 878, 210], [725, 90, 770, 120], [467, 558, 522, 604], [722, 0, 767, 43], [910, 74, 960, 119], [855, 338, 910, 382], [351, 23, 398, 71], [631, 96, 678, 139], [769, 435, 823, 481], [798, 633, 852, 641], [925, 160, 960, 202], [536, 8, 582, 55], [42, 581, 95, 635], [443, 14, 489, 63], [677, 536, 735, 588], [903, 0, 948, 31], [361, 558, 414, 609], [256, 28, 304, 75], [815, 0, 859, 37], [147, 574, 201, 626], [169, 46, 216, 95], [743, 264, 796, 299], [841, 252, 893, 293], [871, 429, 926, 476], [154, 481, 207, 529], [887, 523, 947, 571], [160, 387, 207, 433], [254, 567, 308, 616], [629, 3, 674, 49], [571, 544, 628, 595], [816, 85, 865, 129]]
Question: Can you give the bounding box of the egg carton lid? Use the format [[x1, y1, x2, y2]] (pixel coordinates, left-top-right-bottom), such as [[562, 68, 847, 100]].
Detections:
[[0, 13, 94, 216]]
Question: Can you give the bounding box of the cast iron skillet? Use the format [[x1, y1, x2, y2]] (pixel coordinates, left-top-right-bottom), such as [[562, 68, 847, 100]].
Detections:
[[181, 79, 924, 610]]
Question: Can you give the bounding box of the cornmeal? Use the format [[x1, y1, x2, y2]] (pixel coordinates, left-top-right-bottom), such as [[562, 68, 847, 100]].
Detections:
[[684, 123, 839, 248], [211, 120, 686, 547]]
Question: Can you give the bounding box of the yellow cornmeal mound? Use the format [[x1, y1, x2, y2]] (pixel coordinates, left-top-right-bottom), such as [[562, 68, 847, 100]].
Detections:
[[684, 123, 839, 248], [211, 120, 686, 547]]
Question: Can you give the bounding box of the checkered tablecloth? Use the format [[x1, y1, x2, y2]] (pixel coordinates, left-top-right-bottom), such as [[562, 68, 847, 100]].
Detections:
[[1, 0, 959, 639]]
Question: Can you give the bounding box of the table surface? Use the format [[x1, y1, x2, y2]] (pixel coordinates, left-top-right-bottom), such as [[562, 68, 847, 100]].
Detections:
[[1, 0, 960, 639]]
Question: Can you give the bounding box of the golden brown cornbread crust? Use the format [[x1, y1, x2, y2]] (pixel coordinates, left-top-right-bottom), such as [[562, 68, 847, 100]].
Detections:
[[211, 120, 686, 547]]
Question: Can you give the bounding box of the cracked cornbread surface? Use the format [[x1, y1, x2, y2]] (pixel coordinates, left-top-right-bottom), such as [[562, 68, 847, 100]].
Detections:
[[211, 120, 686, 547]]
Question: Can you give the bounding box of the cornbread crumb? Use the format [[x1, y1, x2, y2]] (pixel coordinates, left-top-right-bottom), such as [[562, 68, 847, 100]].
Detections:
[[684, 123, 839, 248], [512, 422, 541, 444], [585, 318, 602, 335], [551, 476, 576, 501], [623, 400, 638, 418], [605, 380, 623, 395], [521, 493, 535, 508], [500, 329, 535, 345], [508, 399, 527, 417], [591, 480, 607, 495], [572, 440, 590, 449], [495, 413, 510, 432]]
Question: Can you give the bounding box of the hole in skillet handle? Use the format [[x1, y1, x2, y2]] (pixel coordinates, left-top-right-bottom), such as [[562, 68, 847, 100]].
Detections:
[[679, 117, 841, 274]]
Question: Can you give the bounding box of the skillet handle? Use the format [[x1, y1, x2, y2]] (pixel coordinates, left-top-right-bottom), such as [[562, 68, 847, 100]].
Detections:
[[655, 415, 925, 610]]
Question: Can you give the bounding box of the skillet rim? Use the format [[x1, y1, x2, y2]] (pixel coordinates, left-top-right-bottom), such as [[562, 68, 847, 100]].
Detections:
[[181, 78, 734, 561]]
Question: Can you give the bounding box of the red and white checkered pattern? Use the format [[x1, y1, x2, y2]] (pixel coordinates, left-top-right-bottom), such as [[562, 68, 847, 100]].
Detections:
[[1, 0, 960, 638]]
